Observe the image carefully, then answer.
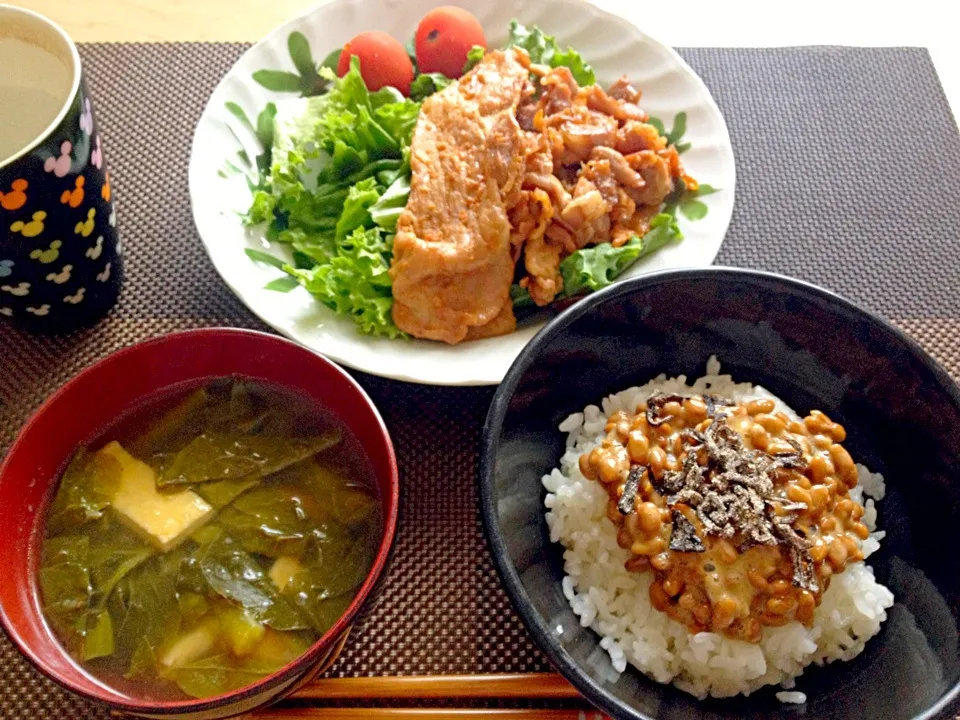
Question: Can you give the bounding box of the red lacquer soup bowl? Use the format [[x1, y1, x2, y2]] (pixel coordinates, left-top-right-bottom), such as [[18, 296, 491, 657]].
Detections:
[[0, 328, 399, 719]]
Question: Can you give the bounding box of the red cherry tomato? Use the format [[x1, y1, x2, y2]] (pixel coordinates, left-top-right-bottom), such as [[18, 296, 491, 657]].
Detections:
[[414, 6, 486, 78], [337, 31, 414, 96]]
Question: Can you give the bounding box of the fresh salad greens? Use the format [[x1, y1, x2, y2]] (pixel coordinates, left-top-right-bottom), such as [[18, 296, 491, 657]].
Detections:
[[245, 57, 418, 338], [510, 182, 717, 307], [511, 213, 681, 308], [232, 21, 713, 339], [409, 72, 454, 101], [504, 20, 596, 85]]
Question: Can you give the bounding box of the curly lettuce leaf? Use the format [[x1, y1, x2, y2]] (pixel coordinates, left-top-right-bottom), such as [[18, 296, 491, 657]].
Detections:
[[562, 213, 682, 294], [551, 47, 595, 89], [505, 21, 596, 86], [335, 176, 380, 241], [270, 96, 324, 181], [560, 237, 645, 297], [636, 211, 683, 257], [313, 60, 420, 159], [512, 213, 682, 307], [241, 61, 418, 339], [372, 102, 421, 150], [269, 177, 405, 337], [409, 73, 454, 101], [284, 225, 403, 339], [463, 45, 485, 74], [368, 175, 411, 232], [246, 190, 277, 224], [257, 63, 416, 200]]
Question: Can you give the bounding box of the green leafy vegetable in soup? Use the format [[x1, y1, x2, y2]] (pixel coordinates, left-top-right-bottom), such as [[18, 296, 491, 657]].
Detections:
[[38, 379, 381, 701]]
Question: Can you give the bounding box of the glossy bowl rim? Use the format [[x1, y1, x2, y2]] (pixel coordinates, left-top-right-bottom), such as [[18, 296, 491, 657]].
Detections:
[[478, 266, 960, 720], [0, 327, 400, 715]]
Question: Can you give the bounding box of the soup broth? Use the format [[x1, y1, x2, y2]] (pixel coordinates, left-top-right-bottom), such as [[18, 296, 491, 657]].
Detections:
[[37, 378, 381, 701]]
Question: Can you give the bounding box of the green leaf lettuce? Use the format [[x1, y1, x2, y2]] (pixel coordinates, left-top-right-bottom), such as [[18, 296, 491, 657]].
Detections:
[[513, 213, 683, 306], [505, 21, 596, 86]]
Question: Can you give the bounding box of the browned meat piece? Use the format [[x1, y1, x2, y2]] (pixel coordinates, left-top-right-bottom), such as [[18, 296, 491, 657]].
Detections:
[[575, 212, 612, 250], [590, 146, 645, 189], [619, 103, 648, 122], [583, 84, 646, 123], [528, 62, 551, 78], [561, 191, 608, 244], [616, 121, 667, 155], [522, 231, 564, 306], [524, 172, 571, 211], [544, 106, 619, 166], [464, 301, 517, 340], [524, 133, 554, 175], [561, 179, 610, 231], [584, 84, 622, 118], [658, 145, 686, 180], [508, 194, 536, 261], [517, 99, 537, 131], [519, 134, 562, 199], [540, 66, 579, 115], [553, 164, 580, 189], [611, 203, 658, 246], [611, 224, 637, 246], [610, 188, 637, 232], [571, 175, 598, 198], [544, 221, 577, 254], [580, 158, 620, 207], [509, 135, 557, 260], [516, 187, 563, 306], [625, 150, 674, 206], [634, 203, 661, 229], [509, 187, 553, 262], [390, 49, 535, 344], [515, 68, 539, 131], [608, 76, 642, 104]]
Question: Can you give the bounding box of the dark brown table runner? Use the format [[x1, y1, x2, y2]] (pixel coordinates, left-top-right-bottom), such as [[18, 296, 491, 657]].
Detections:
[[1, 43, 959, 719]]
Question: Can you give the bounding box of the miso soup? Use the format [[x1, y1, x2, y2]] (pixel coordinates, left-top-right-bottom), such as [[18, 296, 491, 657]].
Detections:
[[38, 378, 382, 701]]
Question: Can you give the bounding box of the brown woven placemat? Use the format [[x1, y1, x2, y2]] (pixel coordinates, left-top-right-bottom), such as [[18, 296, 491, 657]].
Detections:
[[1, 42, 960, 719]]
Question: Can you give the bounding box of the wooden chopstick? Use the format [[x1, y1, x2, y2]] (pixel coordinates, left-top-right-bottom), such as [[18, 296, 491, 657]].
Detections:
[[257, 710, 608, 720], [293, 673, 581, 700]]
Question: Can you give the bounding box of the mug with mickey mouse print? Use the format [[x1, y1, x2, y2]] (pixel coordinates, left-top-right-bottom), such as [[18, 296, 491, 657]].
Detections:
[[0, 5, 121, 331]]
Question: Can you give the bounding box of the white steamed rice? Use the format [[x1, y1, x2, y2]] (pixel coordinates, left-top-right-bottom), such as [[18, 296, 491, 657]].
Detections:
[[543, 357, 894, 701]]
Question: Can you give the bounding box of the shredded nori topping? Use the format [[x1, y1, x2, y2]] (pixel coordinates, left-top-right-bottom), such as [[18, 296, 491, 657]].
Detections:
[[790, 546, 819, 592], [670, 510, 705, 552], [703, 393, 735, 417], [618, 466, 645, 515], [646, 392, 685, 427], [645, 393, 816, 590]]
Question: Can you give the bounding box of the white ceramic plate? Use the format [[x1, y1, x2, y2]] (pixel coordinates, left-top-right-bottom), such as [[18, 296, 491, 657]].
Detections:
[[188, 0, 736, 385]]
